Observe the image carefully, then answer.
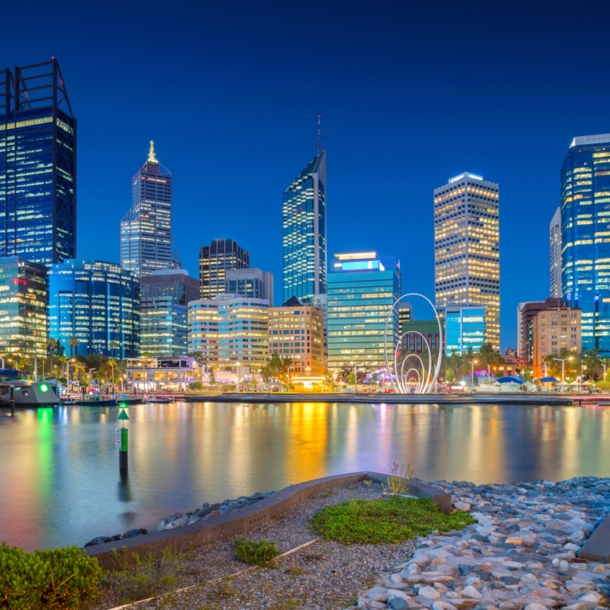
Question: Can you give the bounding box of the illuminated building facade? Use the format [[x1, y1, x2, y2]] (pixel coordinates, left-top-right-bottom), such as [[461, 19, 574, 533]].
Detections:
[[0, 60, 76, 265], [226, 268, 274, 305], [445, 305, 486, 355], [49, 260, 140, 358], [561, 134, 610, 354], [550, 207, 562, 298], [327, 252, 400, 371], [188, 294, 269, 370], [401, 319, 439, 354], [199, 239, 250, 299], [121, 142, 179, 277], [140, 269, 199, 357], [0, 257, 48, 358], [531, 305, 581, 378], [434, 172, 500, 351], [282, 148, 327, 304], [268, 297, 325, 375]]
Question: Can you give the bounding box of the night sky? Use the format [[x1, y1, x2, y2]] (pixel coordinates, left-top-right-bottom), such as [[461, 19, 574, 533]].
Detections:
[[3, 0, 610, 348]]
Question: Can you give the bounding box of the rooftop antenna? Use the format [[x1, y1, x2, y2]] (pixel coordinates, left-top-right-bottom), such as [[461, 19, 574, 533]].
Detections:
[[317, 115, 322, 153]]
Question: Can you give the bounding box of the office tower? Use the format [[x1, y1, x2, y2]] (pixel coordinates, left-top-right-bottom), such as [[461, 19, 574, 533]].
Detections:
[[401, 320, 440, 354], [199, 239, 250, 299], [48, 260, 140, 358], [140, 269, 200, 357], [282, 130, 327, 304], [226, 268, 274, 305], [550, 207, 562, 298], [327, 252, 400, 371], [434, 172, 500, 351], [445, 306, 487, 355], [188, 294, 269, 370], [562, 134, 610, 354], [268, 297, 325, 375], [0, 60, 76, 265], [121, 142, 174, 277], [0, 257, 48, 358], [397, 302, 413, 334], [531, 306, 581, 378]]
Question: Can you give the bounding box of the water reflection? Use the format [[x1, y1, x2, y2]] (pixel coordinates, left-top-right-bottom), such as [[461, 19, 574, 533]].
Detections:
[[0, 401, 609, 551]]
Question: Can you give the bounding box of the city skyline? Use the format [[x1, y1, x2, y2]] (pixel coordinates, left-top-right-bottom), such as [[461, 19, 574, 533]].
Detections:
[[2, 1, 610, 349]]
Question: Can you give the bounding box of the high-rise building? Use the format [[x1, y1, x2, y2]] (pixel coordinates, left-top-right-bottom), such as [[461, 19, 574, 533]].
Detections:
[[445, 306, 486, 355], [531, 305, 581, 378], [434, 172, 500, 351], [0, 257, 48, 358], [550, 207, 562, 299], [188, 294, 269, 370], [0, 60, 76, 265], [140, 269, 200, 357], [226, 268, 274, 305], [199, 239, 250, 299], [121, 142, 176, 277], [397, 303, 413, 335], [327, 252, 400, 372], [268, 297, 325, 375], [401, 320, 440, 354], [282, 135, 327, 304], [562, 134, 610, 354], [49, 260, 140, 358]]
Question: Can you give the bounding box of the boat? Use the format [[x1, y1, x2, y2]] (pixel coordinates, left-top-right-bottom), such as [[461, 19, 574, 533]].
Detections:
[[0, 380, 60, 406], [62, 395, 118, 406], [144, 396, 175, 404]]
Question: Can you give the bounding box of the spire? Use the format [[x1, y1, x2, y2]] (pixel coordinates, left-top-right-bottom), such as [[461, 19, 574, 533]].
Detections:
[[147, 140, 159, 164], [317, 115, 322, 153]]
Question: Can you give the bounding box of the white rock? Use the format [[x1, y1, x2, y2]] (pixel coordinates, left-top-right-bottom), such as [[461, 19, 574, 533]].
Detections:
[[563, 542, 580, 551], [559, 560, 569, 571], [579, 592, 603, 603], [524, 604, 548, 610], [367, 587, 388, 602], [460, 585, 482, 599], [430, 557, 447, 568], [418, 585, 441, 600], [432, 602, 458, 610], [386, 589, 409, 601], [390, 573, 403, 583], [454, 501, 471, 511], [520, 573, 538, 584]]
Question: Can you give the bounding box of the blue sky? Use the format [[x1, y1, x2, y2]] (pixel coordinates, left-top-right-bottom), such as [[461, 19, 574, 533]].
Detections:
[[2, 0, 610, 348]]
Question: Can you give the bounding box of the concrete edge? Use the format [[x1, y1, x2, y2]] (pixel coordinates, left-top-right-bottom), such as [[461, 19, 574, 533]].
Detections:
[[86, 471, 451, 570], [578, 514, 610, 563]]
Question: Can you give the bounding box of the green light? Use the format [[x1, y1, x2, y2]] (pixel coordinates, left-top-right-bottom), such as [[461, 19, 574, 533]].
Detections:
[[39, 383, 49, 392]]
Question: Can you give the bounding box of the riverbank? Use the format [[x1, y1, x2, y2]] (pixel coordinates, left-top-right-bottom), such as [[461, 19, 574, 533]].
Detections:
[[93, 475, 610, 610]]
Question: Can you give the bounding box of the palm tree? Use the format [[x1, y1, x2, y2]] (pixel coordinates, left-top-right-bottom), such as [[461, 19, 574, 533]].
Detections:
[[109, 340, 120, 359], [107, 358, 118, 389], [45, 338, 57, 377], [68, 336, 79, 358]]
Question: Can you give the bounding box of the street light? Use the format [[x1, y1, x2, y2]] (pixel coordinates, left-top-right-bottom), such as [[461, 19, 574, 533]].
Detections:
[[469, 359, 478, 393], [553, 356, 573, 387]]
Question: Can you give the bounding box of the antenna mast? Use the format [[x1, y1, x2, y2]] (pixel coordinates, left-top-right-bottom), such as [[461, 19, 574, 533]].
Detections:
[[317, 115, 322, 153]]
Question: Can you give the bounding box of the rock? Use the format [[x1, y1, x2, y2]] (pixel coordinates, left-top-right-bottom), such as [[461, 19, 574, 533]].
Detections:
[[418, 586, 441, 600], [559, 560, 569, 572], [458, 564, 471, 576], [123, 528, 148, 539], [84, 536, 111, 547], [519, 574, 538, 584], [195, 502, 220, 518], [505, 537, 524, 546], [110, 534, 123, 541], [460, 585, 482, 599], [390, 573, 404, 583], [454, 502, 471, 512], [367, 587, 388, 602], [432, 603, 458, 610], [389, 599, 409, 610], [592, 564, 605, 573], [578, 592, 603, 604], [523, 604, 547, 610], [562, 605, 586, 610], [430, 557, 447, 568]]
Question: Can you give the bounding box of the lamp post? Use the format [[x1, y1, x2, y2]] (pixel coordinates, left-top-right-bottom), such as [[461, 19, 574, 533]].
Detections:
[[553, 356, 573, 388], [469, 359, 478, 393]]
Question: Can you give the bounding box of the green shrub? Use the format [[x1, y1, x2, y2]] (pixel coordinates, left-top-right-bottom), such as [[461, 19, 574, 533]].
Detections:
[[310, 497, 476, 545], [233, 538, 280, 567], [188, 381, 203, 390], [0, 543, 102, 609]]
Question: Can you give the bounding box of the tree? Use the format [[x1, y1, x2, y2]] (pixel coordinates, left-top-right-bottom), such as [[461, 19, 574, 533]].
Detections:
[[581, 349, 602, 380], [187, 351, 206, 366], [261, 354, 293, 384], [107, 358, 118, 385], [109, 340, 120, 359], [68, 336, 79, 358], [543, 348, 580, 380]]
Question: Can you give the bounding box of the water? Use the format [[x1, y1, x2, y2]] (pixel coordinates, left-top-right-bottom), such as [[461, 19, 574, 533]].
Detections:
[[1, 401, 609, 551]]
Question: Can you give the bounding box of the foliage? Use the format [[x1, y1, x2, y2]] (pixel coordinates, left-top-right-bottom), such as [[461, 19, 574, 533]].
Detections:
[[233, 538, 280, 566], [189, 381, 203, 390], [261, 354, 293, 384], [384, 462, 414, 495], [0, 543, 102, 609], [543, 347, 580, 380], [310, 497, 475, 545], [187, 351, 207, 366]]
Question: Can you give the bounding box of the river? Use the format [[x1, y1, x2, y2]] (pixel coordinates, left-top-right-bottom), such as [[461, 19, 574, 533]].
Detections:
[[0, 401, 609, 551]]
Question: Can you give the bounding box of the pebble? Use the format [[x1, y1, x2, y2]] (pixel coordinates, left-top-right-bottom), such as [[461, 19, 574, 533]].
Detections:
[[354, 476, 610, 610]]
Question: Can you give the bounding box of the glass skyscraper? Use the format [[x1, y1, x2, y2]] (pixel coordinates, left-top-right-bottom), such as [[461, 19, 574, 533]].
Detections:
[[562, 134, 610, 354], [225, 268, 274, 305], [0, 60, 76, 265], [327, 252, 400, 372], [48, 260, 140, 358], [140, 269, 199, 357], [199, 238, 250, 299], [445, 306, 486, 355], [121, 142, 178, 277], [434, 172, 500, 351], [282, 148, 327, 304]]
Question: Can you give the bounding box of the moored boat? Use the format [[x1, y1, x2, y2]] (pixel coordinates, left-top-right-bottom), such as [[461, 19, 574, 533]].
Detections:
[[0, 380, 60, 406]]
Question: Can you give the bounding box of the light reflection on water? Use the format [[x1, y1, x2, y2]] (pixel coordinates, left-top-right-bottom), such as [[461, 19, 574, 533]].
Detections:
[[0, 401, 609, 551]]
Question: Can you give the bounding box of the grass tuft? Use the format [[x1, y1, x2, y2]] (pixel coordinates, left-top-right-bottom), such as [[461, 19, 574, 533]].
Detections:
[[234, 538, 280, 567], [310, 497, 475, 545]]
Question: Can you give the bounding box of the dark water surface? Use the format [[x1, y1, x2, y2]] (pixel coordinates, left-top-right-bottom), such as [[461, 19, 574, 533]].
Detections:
[[1, 401, 609, 551]]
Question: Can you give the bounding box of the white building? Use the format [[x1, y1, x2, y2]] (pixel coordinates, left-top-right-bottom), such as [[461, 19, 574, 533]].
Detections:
[[550, 207, 562, 299], [126, 356, 200, 391]]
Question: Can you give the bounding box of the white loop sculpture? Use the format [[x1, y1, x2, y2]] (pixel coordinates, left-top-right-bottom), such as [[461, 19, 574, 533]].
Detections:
[[383, 293, 444, 394]]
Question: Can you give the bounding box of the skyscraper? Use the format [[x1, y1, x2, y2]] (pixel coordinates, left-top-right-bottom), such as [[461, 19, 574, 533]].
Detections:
[[550, 207, 562, 298], [121, 142, 175, 277], [140, 269, 200, 357], [199, 239, 250, 299], [562, 134, 610, 354], [225, 268, 274, 305], [434, 172, 500, 351], [0, 59, 76, 265], [282, 125, 327, 304]]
